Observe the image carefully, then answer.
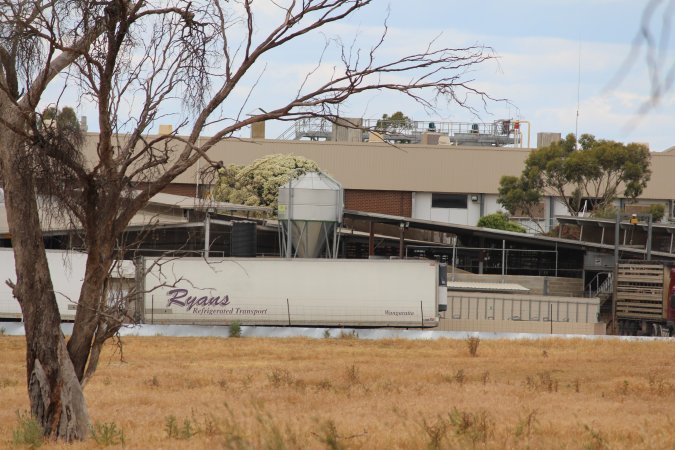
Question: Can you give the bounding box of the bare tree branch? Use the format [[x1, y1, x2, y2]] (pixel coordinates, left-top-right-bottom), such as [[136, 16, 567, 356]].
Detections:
[[0, 0, 503, 441]]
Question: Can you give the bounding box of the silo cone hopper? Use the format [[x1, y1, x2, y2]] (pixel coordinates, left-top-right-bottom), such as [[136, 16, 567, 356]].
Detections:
[[278, 172, 343, 258]]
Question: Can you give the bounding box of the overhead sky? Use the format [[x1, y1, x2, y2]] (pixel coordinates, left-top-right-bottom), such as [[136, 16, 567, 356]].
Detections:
[[308, 0, 673, 151], [46, 1, 675, 151]]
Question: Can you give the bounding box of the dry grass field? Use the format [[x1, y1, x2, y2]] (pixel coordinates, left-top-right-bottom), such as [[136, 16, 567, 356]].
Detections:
[[1, 334, 675, 449]]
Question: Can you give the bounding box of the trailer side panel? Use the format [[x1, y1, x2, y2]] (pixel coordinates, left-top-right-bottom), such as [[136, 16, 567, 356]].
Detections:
[[143, 258, 439, 327]]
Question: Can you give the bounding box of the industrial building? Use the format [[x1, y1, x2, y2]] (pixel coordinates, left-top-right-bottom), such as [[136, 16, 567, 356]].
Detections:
[[1, 117, 674, 335], [142, 118, 675, 233]]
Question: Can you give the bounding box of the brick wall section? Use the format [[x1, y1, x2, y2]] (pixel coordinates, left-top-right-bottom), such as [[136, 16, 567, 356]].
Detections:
[[155, 185, 414, 216], [344, 189, 412, 216], [161, 183, 200, 197]]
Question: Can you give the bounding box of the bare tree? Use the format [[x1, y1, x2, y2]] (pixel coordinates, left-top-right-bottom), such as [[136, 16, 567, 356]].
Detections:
[[0, 0, 498, 441], [608, 0, 675, 119]]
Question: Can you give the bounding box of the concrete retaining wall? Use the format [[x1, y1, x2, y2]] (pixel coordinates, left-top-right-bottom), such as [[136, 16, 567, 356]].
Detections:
[[449, 273, 584, 296], [440, 291, 604, 335]]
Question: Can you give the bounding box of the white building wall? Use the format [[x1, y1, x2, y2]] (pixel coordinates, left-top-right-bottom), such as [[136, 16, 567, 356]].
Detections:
[[483, 195, 504, 216], [466, 196, 482, 226], [412, 192, 432, 220], [552, 198, 570, 218], [429, 206, 470, 224], [410, 191, 671, 230], [413, 192, 505, 226]]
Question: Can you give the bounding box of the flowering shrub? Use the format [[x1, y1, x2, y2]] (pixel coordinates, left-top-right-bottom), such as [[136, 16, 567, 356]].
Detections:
[[212, 154, 320, 208]]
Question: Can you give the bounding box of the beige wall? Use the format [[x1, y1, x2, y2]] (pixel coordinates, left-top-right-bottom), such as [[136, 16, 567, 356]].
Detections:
[[175, 138, 531, 193], [79, 134, 675, 201], [440, 291, 603, 335], [437, 317, 604, 335], [79, 134, 530, 194], [179, 138, 675, 199], [643, 152, 675, 199], [450, 273, 584, 296], [446, 292, 599, 322]]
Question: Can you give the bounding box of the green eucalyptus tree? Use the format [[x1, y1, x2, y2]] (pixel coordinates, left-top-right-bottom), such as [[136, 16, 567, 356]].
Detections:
[[498, 133, 651, 219]]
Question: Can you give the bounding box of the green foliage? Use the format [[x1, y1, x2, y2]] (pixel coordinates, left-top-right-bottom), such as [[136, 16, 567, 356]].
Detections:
[[41, 106, 80, 131], [592, 203, 664, 221], [497, 175, 541, 219], [375, 111, 413, 131], [649, 203, 665, 222], [477, 212, 526, 233], [90, 421, 126, 447], [229, 321, 242, 338], [164, 415, 179, 439], [211, 153, 320, 208], [165, 415, 197, 440], [499, 133, 651, 218], [591, 204, 618, 219], [12, 411, 43, 449]]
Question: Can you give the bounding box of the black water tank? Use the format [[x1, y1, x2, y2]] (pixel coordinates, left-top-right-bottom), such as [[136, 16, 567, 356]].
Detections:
[[438, 263, 448, 287], [231, 221, 257, 257]]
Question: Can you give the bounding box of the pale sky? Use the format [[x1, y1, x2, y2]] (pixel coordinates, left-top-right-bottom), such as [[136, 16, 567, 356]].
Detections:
[[308, 0, 673, 151], [47, 1, 675, 151]]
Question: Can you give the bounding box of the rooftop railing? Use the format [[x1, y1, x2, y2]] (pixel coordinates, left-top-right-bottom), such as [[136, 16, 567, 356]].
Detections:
[[276, 117, 528, 147]]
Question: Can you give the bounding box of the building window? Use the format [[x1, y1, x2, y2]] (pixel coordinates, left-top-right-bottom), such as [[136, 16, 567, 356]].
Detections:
[[431, 193, 467, 209], [580, 198, 599, 212]]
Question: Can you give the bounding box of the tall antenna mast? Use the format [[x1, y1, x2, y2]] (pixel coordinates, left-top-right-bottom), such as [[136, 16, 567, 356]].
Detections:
[[575, 37, 582, 144]]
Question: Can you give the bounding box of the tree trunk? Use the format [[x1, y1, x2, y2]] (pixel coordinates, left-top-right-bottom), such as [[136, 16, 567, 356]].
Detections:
[[0, 101, 89, 440], [67, 228, 116, 381]]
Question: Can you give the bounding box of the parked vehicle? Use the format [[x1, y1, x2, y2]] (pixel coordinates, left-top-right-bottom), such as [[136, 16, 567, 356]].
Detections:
[[0, 250, 444, 328], [616, 261, 675, 336], [142, 257, 442, 327], [0, 248, 86, 320]]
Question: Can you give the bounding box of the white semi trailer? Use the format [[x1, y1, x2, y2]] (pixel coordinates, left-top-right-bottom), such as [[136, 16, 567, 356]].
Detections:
[[142, 257, 443, 328], [0, 250, 444, 328], [0, 248, 87, 320], [0, 249, 136, 321]]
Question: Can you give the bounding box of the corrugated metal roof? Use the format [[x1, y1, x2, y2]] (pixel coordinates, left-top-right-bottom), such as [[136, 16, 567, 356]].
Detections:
[[148, 192, 271, 213], [343, 209, 675, 260]]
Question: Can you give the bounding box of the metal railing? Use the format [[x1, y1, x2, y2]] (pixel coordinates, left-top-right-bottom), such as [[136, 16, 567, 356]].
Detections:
[[276, 118, 333, 141], [405, 245, 567, 278], [585, 272, 612, 298], [276, 117, 526, 147]]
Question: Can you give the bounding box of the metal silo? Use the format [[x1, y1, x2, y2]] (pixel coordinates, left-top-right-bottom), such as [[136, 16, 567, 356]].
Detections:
[[278, 172, 343, 258]]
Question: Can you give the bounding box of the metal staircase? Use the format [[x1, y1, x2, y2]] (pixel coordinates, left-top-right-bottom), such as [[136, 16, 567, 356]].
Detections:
[[585, 272, 613, 302]]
